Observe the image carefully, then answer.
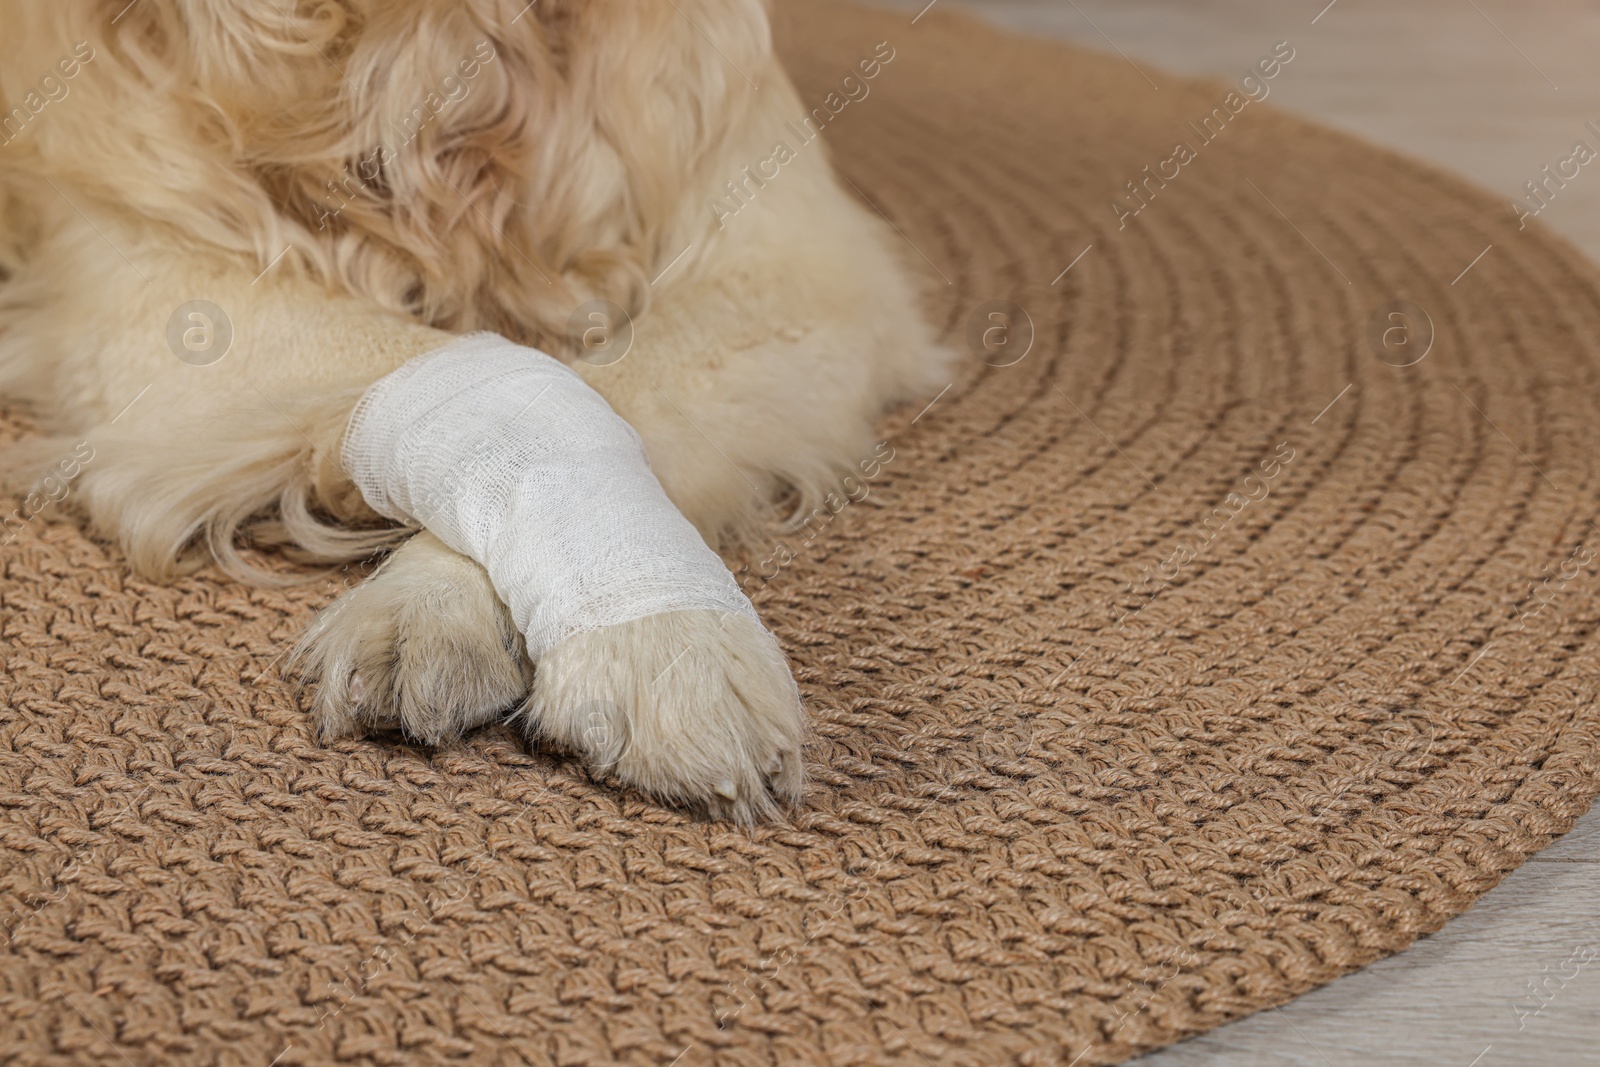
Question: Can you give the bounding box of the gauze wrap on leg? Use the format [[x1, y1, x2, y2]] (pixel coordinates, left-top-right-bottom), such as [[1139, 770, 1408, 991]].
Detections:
[[341, 332, 761, 659]]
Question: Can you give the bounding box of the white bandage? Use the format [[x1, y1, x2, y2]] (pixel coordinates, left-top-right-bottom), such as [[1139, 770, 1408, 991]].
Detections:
[[341, 332, 760, 658]]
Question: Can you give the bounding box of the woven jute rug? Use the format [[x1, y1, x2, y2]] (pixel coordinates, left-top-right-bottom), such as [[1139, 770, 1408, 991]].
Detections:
[[5, 2, 1600, 1065]]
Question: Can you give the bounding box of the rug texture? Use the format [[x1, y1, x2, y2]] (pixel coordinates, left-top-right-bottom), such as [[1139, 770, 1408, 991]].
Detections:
[[5, 2, 1600, 1065]]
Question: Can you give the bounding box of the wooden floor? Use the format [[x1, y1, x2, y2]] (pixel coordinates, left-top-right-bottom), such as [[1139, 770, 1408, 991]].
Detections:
[[870, 2, 1600, 1063]]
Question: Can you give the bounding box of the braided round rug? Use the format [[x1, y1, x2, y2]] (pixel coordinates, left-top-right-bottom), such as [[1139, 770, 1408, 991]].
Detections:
[[6, 2, 1600, 1065]]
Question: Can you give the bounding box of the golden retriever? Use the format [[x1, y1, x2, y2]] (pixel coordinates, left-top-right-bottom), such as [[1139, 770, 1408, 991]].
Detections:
[[0, 0, 946, 820]]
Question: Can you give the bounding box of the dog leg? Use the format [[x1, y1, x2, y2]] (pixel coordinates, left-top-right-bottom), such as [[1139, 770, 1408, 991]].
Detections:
[[330, 335, 807, 818], [0, 229, 805, 817]]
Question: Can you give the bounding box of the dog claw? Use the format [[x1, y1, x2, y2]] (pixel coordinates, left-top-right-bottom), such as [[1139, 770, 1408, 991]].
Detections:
[[714, 779, 739, 801]]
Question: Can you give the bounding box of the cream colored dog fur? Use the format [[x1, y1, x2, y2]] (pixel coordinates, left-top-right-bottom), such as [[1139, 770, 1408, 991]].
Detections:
[[0, 0, 946, 821]]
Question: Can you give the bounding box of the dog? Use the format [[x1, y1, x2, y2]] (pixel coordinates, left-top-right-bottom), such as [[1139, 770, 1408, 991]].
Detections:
[[0, 0, 947, 821]]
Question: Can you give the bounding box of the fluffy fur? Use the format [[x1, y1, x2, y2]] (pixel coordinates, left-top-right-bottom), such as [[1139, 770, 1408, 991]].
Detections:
[[0, 0, 948, 820]]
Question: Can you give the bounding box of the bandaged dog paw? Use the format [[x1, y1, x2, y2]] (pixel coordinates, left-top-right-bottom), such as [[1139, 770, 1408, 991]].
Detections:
[[330, 333, 809, 820], [295, 532, 533, 745], [526, 609, 805, 823]]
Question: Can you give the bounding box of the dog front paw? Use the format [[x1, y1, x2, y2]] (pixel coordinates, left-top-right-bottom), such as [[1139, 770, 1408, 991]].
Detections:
[[527, 610, 806, 823], [294, 532, 533, 745]]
